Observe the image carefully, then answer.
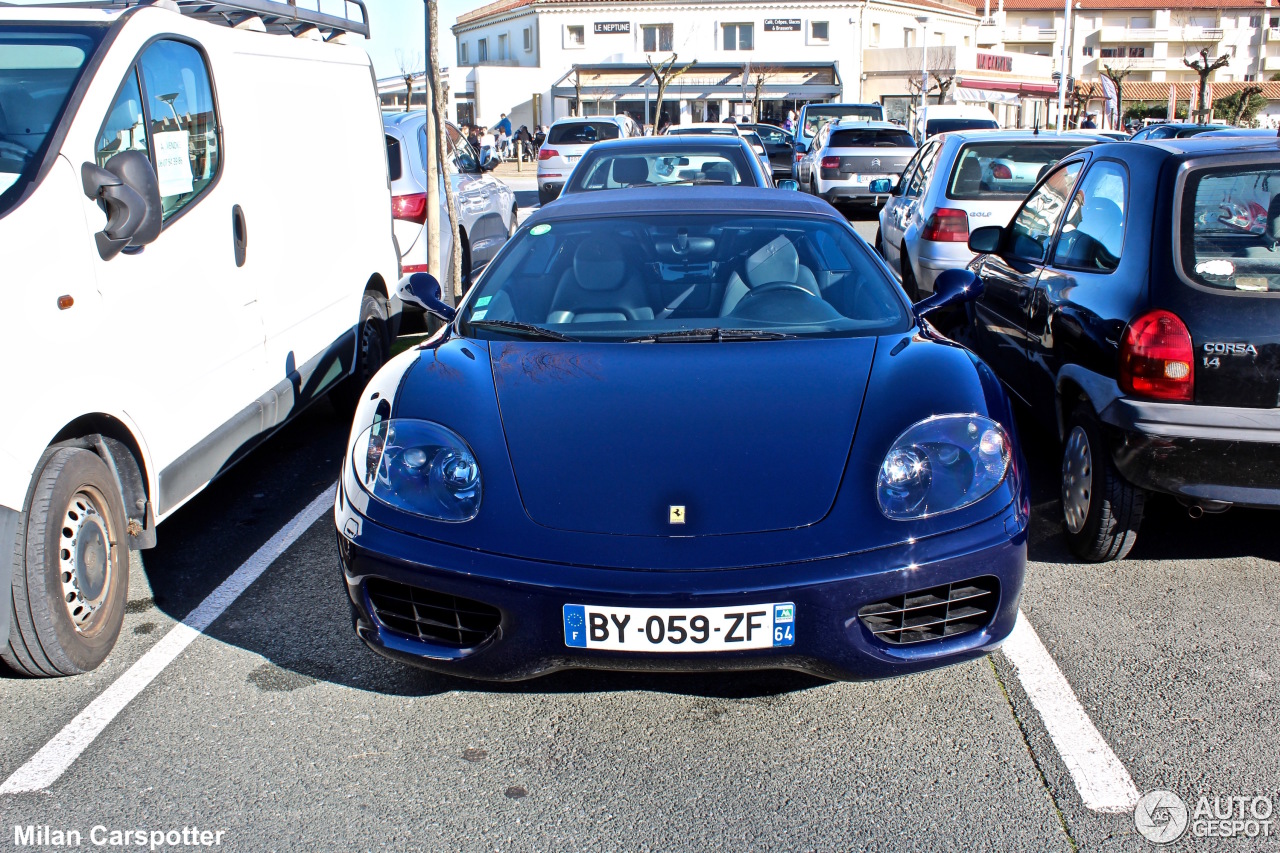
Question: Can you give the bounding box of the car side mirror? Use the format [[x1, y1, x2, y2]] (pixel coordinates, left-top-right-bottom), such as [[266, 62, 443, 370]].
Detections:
[[913, 269, 984, 320], [480, 152, 499, 171], [399, 272, 456, 322], [868, 178, 893, 194], [777, 179, 799, 191], [81, 151, 162, 260], [968, 225, 1003, 254]]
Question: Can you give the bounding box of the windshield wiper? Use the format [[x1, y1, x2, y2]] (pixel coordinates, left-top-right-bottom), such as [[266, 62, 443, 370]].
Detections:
[[468, 320, 579, 342], [625, 328, 794, 343]]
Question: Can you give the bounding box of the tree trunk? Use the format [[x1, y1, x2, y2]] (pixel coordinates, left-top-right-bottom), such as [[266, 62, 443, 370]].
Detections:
[[425, 0, 462, 302]]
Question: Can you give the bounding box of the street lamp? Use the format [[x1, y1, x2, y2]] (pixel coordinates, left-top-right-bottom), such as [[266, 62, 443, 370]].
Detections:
[[1056, 0, 1073, 130], [916, 15, 930, 133]]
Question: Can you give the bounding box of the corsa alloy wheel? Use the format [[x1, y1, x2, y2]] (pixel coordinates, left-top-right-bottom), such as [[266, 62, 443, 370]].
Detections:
[[1062, 425, 1093, 535], [58, 487, 116, 634]]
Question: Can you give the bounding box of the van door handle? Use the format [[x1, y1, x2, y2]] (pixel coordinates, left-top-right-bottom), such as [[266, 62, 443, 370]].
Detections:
[[232, 204, 248, 267]]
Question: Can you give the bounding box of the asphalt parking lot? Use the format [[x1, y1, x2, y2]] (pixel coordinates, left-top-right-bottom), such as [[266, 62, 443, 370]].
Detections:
[[2, 193, 1277, 853]]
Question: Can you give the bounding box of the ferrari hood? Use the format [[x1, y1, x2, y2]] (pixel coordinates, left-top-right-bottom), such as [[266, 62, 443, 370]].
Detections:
[[489, 339, 877, 537]]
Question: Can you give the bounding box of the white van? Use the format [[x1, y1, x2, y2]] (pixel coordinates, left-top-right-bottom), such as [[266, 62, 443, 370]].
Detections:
[[914, 105, 999, 140], [0, 0, 398, 676]]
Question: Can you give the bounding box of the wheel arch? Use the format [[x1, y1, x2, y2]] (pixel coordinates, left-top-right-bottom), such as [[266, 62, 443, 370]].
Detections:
[[49, 413, 155, 549]]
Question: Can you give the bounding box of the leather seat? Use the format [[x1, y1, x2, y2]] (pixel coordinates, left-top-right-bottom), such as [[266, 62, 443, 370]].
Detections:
[[546, 239, 654, 324], [1244, 195, 1280, 257], [719, 235, 820, 316], [1057, 197, 1124, 270], [701, 162, 735, 184], [611, 156, 650, 186], [954, 157, 982, 194]]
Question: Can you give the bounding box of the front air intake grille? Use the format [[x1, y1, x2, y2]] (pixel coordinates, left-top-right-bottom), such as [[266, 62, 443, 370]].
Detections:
[[366, 578, 501, 648], [858, 577, 999, 645]]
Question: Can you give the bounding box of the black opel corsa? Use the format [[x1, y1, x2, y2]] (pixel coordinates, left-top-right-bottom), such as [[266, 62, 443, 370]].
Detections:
[[957, 137, 1280, 561]]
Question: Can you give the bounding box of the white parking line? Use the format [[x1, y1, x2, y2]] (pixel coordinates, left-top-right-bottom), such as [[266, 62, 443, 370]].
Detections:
[[0, 484, 336, 795], [1002, 610, 1140, 815]]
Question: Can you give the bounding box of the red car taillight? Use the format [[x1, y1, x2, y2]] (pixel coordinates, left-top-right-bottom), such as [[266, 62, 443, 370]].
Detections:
[[821, 156, 840, 170], [538, 147, 559, 161], [391, 192, 427, 224], [1119, 310, 1194, 401], [990, 163, 1013, 180], [795, 151, 805, 162], [921, 207, 969, 242]]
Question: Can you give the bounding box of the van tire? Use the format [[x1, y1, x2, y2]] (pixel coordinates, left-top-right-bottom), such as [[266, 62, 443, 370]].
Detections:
[[333, 291, 389, 418], [3, 448, 129, 677], [1061, 405, 1145, 562]]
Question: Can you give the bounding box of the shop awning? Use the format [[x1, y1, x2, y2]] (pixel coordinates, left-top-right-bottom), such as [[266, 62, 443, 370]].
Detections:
[[960, 77, 1058, 97], [955, 87, 1021, 105]]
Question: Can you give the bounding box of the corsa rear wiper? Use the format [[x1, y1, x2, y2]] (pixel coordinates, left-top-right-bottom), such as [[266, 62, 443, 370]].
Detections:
[[468, 320, 579, 342], [625, 328, 794, 343]]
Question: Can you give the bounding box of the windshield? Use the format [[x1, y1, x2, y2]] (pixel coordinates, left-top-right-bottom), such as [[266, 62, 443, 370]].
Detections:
[[829, 128, 915, 148], [460, 213, 908, 341], [803, 106, 882, 138], [1180, 162, 1280, 293], [0, 24, 104, 214], [947, 141, 1093, 200], [565, 147, 756, 191], [667, 126, 736, 136], [547, 121, 621, 145], [925, 118, 999, 136]]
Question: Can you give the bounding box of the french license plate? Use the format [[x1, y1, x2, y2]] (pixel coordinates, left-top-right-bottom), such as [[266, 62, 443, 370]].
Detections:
[[566, 155, 580, 163], [853, 173, 890, 186], [563, 602, 795, 652]]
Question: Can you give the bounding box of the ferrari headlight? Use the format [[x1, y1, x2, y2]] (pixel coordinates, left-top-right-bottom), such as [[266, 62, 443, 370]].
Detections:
[[352, 418, 481, 522], [877, 415, 1010, 520]]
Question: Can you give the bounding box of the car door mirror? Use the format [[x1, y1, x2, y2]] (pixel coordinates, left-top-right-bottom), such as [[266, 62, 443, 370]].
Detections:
[[399, 272, 457, 322], [968, 225, 1003, 254], [777, 179, 799, 191], [81, 151, 162, 260], [913, 269, 984, 320], [480, 151, 500, 171], [868, 178, 893, 194]]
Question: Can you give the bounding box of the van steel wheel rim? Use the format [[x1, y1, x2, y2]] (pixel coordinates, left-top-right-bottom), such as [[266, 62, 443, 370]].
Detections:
[[1062, 426, 1093, 535], [58, 488, 114, 632]]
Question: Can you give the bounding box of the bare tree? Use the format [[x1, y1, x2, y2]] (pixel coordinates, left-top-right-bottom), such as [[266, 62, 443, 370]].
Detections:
[[1067, 81, 1099, 128], [571, 66, 583, 116], [396, 49, 422, 112], [749, 64, 784, 123], [905, 48, 957, 105], [646, 53, 698, 123], [1102, 61, 1134, 127], [1183, 47, 1231, 123]]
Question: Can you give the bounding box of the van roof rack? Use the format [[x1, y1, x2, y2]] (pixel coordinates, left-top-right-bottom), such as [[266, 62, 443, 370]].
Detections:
[[19, 0, 370, 39]]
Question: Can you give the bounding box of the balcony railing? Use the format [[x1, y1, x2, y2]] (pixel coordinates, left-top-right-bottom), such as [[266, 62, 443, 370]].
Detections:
[[1098, 25, 1223, 43], [1002, 26, 1058, 42]]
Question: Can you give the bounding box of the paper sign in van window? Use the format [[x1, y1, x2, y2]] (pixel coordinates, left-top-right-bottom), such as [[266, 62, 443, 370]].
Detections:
[[154, 130, 194, 197]]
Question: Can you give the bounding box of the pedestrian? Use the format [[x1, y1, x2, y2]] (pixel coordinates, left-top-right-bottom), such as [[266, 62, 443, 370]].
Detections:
[[492, 111, 512, 140], [1081, 112, 1097, 129], [515, 124, 533, 161], [533, 125, 546, 150], [479, 126, 495, 164], [785, 109, 796, 132], [657, 112, 671, 135], [466, 124, 480, 152]]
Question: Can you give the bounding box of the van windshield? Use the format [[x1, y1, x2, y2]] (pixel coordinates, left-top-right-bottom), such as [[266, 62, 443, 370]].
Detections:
[[0, 24, 105, 216], [802, 106, 882, 138]]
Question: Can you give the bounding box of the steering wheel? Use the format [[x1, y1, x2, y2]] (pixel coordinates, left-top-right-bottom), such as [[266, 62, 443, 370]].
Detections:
[[729, 280, 842, 323], [744, 281, 818, 299]]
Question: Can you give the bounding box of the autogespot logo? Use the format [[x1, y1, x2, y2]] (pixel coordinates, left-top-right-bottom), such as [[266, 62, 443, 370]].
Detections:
[[1135, 790, 1189, 844]]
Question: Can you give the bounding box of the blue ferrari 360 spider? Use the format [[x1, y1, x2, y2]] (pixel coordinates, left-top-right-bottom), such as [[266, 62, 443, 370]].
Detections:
[[335, 187, 1028, 681]]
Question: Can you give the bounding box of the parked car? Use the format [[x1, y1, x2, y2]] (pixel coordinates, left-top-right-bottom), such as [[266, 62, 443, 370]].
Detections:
[[874, 131, 1107, 299], [955, 137, 1280, 560], [797, 120, 915, 206], [559, 136, 775, 193], [338, 187, 1028, 681], [914, 105, 999, 140], [1066, 129, 1130, 142], [383, 112, 517, 295], [0, 0, 398, 676], [741, 122, 795, 178], [738, 130, 776, 176], [1129, 122, 1230, 141], [793, 102, 885, 161], [664, 122, 743, 138], [537, 115, 641, 205]]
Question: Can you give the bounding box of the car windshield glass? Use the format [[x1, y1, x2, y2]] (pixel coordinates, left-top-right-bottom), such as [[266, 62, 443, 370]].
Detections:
[[460, 213, 908, 340], [566, 148, 755, 191], [947, 141, 1091, 200], [803, 107, 881, 137], [0, 24, 104, 215], [1180, 162, 1280, 293], [925, 118, 998, 136], [829, 129, 915, 148], [547, 121, 620, 145], [667, 127, 736, 136]]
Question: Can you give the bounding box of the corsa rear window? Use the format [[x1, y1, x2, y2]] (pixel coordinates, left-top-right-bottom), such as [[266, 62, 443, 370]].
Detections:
[[1180, 162, 1280, 293]]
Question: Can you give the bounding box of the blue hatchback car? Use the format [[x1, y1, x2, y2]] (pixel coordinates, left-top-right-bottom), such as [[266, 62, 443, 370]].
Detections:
[[335, 188, 1029, 681]]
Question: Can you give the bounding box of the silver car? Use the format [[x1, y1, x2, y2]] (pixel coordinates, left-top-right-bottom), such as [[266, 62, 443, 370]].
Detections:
[[798, 120, 915, 206], [384, 112, 517, 295], [874, 130, 1107, 300]]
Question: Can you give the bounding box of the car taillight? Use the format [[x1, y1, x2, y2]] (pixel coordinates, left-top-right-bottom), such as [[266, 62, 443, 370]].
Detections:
[[921, 208, 969, 242], [821, 156, 840, 170], [538, 147, 559, 161], [391, 192, 427, 224], [991, 163, 1012, 180], [1119, 310, 1194, 401], [795, 151, 805, 162]]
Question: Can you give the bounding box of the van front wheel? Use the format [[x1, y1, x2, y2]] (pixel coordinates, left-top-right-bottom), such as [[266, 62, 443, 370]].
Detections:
[[3, 448, 129, 676]]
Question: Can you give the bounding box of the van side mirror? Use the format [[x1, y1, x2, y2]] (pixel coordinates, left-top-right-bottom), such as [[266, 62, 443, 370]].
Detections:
[[777, 179, 799, 191], [968, 225, 1003, 254], [81, 151, 162, 260], [399, 272, 456, 322], [868, 178, 893, 194], [913, 269, 983, 321]]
